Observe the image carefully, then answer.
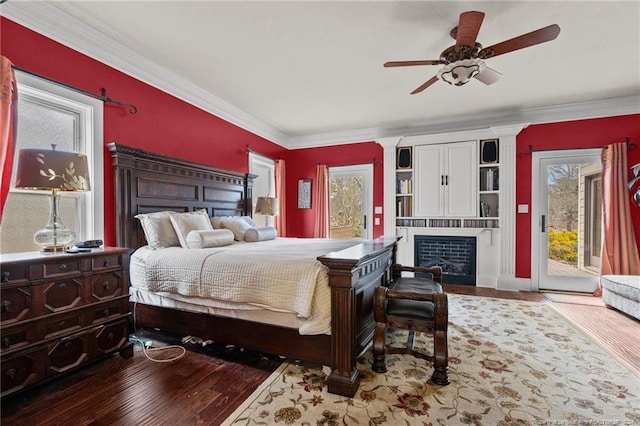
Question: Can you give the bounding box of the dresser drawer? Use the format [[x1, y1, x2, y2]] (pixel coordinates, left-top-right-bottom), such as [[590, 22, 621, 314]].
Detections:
[[95, 320, 129, 355], [48, 333, 90, 376], [92, 253, 123, 272], [41, 277, 83, 314], [90, 272, 124, 301], [1, 262, 30, 285], [90, 299, 128, 324], [43, 312, 83, 339], [0, 286, 34, 325], [0, 323, 30, 353], [1, 348, 47, 398], [42, 258, 82, 279]]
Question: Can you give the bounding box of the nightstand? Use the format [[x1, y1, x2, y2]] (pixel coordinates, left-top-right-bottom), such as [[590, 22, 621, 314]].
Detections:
[[0, 247, 133, 398]]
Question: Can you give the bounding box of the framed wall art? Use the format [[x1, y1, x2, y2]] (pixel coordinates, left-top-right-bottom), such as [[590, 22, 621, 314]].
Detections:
[[298, 179, 312, 209]]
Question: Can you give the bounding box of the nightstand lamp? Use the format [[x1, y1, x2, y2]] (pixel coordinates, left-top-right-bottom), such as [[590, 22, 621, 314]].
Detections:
[[15, 146, 91, 252], [255, 196, 279, 227]]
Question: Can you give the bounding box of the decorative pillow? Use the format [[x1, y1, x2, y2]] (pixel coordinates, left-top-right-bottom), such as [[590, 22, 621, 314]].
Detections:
[[244, 226, 277, 242], [220, 217, 253, 241], [211, 215, 256, 229], [135, 211, 179, 249], [185, 229, 234, 249], [170, 209, 214, 248]]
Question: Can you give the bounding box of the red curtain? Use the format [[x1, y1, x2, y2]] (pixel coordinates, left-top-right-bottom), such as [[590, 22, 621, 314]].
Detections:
[[0, 56, 18, 225], [274, 159, 286, 236], [314, 164, 329, 238], [598, 142, 640, 295]]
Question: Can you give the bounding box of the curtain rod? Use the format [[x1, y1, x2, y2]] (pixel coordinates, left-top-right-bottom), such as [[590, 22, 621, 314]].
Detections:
[[523, 137, 636, 155], [12, 65, 138, 115], [319, 158, 382, 167]]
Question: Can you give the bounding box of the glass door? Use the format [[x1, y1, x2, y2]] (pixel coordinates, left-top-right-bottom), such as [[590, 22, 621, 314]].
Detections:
[[328, 164, 372, 239], [533, 149, 601, 292]]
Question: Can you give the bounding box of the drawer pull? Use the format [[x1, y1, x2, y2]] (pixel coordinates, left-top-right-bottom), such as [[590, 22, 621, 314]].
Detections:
[[59, 320, 67, 327], [6, 368, 16, 381], [1, 300, 11, 313], [107, 332, 114, 342], [64, 341, 72, 349], [103, 309, 110, 317], [102, 281, 110, 291], [1, 271, 9, 283], [2, 337, 10, 348], [58, 282, 67, 289], [103, 259, 110, 267], [59, 264, 67, 271]]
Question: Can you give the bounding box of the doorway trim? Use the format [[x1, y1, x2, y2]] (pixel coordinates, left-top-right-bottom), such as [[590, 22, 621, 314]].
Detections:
[[530, 148, 601, 292]]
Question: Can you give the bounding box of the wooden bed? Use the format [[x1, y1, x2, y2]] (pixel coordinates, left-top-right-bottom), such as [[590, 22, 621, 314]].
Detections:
[[107, 143, 399, 397]]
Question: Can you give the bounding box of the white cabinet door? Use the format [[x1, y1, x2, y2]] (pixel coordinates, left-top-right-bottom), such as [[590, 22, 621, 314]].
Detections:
[[446, 141, 477, 217], [414, 141, 477, 217], [414, 144, 445, 216]]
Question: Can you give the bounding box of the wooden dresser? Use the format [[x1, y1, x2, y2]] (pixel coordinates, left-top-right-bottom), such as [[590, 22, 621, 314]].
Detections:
[[0, 247, 133, 398]]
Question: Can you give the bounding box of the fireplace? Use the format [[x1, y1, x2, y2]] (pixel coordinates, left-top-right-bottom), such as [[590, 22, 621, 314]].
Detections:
[[415, 235, 477, 285]]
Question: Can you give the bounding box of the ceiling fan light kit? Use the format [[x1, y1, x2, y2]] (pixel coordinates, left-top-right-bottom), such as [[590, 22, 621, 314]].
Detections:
[[437, 58, 486, 86], [384, 10, 560, 94]]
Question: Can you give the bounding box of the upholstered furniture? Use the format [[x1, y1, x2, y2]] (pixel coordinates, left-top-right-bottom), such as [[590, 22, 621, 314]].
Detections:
[[372, 264, 450, 385], [601, 275, 640, 320]]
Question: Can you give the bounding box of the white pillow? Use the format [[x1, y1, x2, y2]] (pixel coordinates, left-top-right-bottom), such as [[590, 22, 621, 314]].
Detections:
[[221, 218, 253, 241], [211, 215, 256, 229], [135, 211, 179, 249], [244, 226, 277, 242], [185, 229, 234, 249], [170, 209, 214, 248]]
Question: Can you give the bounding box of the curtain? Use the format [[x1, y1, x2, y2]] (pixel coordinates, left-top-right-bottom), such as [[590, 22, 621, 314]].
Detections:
[[274, 159, 286, 236], [597, 142, 640, 295], [0, 56, 18, 225], [314, 164, 329, 238]]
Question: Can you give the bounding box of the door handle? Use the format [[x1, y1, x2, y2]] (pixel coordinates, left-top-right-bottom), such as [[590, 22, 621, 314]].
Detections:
[[541, 215, 546, 233], [363, 215, 367, 230]]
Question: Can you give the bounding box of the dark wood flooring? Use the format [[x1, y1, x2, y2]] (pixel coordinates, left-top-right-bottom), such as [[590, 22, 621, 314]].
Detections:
[[1, 285, 637, 425]]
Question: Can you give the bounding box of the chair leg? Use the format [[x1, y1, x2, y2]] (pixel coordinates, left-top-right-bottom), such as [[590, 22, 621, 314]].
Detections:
[[372, 287, 388, 373], [430, 293, 450, 385]]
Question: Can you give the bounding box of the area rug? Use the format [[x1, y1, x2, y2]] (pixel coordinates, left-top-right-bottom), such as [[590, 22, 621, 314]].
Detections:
[[221, 294, 640, 425]]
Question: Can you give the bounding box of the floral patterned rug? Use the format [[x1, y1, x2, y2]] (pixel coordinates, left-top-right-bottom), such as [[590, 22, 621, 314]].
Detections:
[[221, 294, 640, 425]]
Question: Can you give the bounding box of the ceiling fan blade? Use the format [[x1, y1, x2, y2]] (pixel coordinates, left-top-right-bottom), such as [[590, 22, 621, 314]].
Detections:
[[479, 24, 561, 58], [474, 66, 502, 85], [384, 60, 444, 67], [410, 76, 439, 94], [456, 11, 485, 48]]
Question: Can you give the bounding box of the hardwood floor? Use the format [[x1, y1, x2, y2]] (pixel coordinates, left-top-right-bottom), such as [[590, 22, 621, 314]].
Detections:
[[2, 285, 637, 425]]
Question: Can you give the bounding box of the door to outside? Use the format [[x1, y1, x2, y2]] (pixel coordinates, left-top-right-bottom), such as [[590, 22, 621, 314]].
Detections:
[[329, 165, 373, 239], [532, 149, 601, 292]]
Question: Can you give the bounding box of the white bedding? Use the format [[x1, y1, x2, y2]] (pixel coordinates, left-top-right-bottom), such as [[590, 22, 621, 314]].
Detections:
[[129, 238, 361, 335]]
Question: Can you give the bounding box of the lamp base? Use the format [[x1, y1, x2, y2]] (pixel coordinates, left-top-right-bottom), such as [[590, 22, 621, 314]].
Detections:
[[33, 192, 76, 252]]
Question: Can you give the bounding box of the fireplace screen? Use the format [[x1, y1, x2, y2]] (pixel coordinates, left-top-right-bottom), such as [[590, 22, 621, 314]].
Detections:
[[415, 235, 477, 285]]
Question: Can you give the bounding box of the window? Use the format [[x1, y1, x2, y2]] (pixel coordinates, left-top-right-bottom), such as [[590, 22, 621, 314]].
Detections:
[[0, 71, 103, 253]]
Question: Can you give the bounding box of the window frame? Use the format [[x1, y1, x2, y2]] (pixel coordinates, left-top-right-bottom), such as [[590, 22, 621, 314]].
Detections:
[[10, 70, 104, 243]]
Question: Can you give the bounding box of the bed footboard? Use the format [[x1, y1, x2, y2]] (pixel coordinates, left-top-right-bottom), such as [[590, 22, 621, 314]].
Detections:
[[318, 236, 398, 396]]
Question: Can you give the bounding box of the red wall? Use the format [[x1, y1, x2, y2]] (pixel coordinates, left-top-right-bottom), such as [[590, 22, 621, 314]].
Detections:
[[281, 142, 384, 238], [515, 114, 640, 278], [1, 18, 386, 245]]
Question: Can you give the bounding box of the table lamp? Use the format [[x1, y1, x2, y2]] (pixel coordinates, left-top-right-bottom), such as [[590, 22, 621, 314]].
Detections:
[[14, 146, 91, 252], [255, 196, 279, 227]]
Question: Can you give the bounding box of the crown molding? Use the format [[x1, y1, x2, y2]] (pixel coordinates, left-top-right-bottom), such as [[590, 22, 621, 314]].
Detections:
[[3, 2, 638, 151], [1, 1, 290, 147]]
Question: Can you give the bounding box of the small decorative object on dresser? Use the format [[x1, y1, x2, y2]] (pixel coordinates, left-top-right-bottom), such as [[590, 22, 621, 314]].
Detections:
[[0, 247, 133, 399]]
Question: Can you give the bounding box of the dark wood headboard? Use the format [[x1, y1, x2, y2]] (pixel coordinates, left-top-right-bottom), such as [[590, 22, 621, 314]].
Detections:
[[107, 143, 254, 249]]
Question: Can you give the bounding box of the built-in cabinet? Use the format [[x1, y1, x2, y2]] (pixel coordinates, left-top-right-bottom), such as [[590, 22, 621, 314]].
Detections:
[[395, 139, 499, 229], [414, 141, 477, 218]]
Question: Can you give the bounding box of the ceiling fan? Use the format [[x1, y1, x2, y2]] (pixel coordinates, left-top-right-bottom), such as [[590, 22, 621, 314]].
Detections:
[[384, 11, 560, 94]]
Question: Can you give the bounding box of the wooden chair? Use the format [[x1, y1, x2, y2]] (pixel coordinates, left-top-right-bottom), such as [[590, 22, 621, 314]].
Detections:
[[372, 264, 450, 385]]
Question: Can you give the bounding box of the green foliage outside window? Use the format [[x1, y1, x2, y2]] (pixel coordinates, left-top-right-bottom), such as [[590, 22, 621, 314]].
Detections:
[[548, 228, 578, 263]]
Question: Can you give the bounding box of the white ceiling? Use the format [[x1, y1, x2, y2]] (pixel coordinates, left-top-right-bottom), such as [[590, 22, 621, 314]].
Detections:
[[3, 1, 639, 148]]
